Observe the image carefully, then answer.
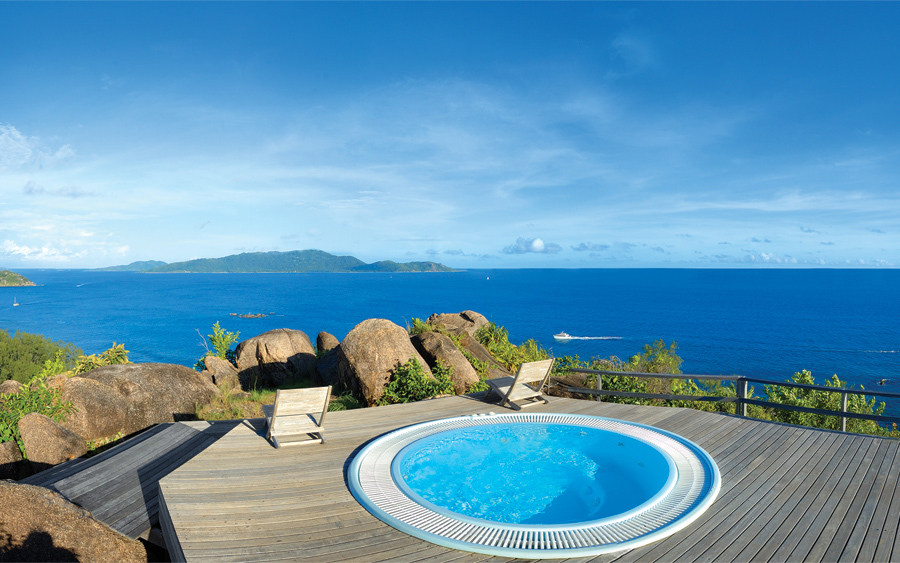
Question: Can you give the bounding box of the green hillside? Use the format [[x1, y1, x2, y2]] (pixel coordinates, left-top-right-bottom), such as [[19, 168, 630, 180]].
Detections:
[[353, 261, 456, 273], [139, 249, 454, 273], [95, 260, 168, 272], [0, 270, 35, 287]]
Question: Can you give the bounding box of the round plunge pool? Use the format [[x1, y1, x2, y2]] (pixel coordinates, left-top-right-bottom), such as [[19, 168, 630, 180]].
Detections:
[[348, 413, 720, 558]]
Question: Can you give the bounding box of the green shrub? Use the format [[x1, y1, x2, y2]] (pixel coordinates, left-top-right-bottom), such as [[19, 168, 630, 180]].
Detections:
[[73, 343, 130, 375], [377, 358, 454, 406], [328, 392, 364, 411], [407, 318, 434, 336], [764, 370, 884, 434], [550, 340, 682, 406], [195, 322, 240, 370], [0, 367, 75, 456], [0, 330, 81, 384], [474, 322, 550, 372]]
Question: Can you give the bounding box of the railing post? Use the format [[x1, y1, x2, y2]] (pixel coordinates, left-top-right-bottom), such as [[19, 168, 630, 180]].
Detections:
[[737, 379, 748, 417], [596, 372, 603, 402], [841, 391, 848, 432]]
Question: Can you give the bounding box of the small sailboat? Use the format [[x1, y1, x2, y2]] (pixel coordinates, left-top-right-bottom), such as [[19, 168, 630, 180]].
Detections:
[[13, 297, 19, 307], [553, 332, 572, 342]]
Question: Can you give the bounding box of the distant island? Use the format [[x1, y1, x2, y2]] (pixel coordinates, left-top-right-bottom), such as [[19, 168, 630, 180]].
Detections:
[[96, 250, 457, 274], [95, 260, 168, 272], [0, 270, 35, 287]]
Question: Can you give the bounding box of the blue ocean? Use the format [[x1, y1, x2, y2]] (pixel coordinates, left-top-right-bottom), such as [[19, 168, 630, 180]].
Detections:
[[2, 269, 899, 409]]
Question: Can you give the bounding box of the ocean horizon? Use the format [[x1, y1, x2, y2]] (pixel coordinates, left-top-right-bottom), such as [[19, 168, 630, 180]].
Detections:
[[2, 267, 898, 412]]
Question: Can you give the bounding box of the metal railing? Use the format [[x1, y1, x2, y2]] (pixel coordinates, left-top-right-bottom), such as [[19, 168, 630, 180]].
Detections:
[[564, 368, 900, 433]]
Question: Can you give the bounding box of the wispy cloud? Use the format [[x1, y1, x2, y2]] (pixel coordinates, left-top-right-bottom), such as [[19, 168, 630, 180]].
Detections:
[[0, 124, 74, 171], [607, 33, 658, 79], [710, 252, 799, 265], [502, 237, 561, 255], [572, 242, 611, 252], [23, 181, 95, 198], [100, 73, 124, 90], [1, 239, 83, 261]]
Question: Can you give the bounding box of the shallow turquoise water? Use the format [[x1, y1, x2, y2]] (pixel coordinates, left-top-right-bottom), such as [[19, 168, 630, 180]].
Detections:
[[392, 422, 672, 525]]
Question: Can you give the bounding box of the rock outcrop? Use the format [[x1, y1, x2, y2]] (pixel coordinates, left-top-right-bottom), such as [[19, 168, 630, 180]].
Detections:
[[316, 331, 340, 353], [18, 413, 88, 473], [411, 332, 480, 394], [427, 310, 489, 338], [337, 319, 432, 405], [0, 481, 148, 562], [0, 440, 29, 480], [235, 329, 316, 387], [203, 355, 242, 391], [0, 379, 22, 396], [80, 363, 219, 436], [58, 377, 128, 443], [315, 347, 341, 387]]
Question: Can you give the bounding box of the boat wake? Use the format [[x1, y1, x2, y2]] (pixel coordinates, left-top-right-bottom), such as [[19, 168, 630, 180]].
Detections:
[[553, 333, 623, 342]]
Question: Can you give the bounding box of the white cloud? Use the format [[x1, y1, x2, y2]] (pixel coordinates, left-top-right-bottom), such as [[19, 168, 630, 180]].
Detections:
[[0, 124, 73, 171], [502, 237, 562, 255], [23, 181, 95, 198], [572, 242, 611, 252], [0, 125, 33, 170], [1, 239, 80, 260]]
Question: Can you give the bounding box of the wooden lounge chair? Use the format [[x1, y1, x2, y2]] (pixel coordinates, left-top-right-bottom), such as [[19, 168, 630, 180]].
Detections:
[[486, 358, 554, 410], [262, 386, 331, 448]]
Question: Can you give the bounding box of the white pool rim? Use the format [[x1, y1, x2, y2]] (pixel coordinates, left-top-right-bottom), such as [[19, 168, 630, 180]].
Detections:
[[348, 412, 721, 558]]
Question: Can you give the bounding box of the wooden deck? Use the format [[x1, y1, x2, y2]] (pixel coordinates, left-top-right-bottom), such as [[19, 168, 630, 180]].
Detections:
[[158, 395, 900, 563], [21, 420, 235, 540]]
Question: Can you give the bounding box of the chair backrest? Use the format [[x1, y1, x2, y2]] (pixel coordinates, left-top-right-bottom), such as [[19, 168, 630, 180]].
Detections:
[[270, 386, 331, 431], [515, 358, 554, 388]]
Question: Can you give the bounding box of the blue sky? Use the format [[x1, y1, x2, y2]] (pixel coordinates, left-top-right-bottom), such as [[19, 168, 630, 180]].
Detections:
[[1, 2, 898, 269]]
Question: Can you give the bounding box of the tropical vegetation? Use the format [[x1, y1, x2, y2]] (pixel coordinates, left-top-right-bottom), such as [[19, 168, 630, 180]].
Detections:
[[0, 270, 35, 287], [0, 330, 82, 384], [0, 343, 131, 457], [3, 318, 898, 455]]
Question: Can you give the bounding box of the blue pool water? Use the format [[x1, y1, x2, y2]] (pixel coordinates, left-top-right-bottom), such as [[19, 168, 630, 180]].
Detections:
[[392, 422, 674, 525], [349, 413, 720, 557]]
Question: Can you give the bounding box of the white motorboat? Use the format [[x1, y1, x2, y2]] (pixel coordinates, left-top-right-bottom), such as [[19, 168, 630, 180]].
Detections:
[[553, 332, 572, 342]]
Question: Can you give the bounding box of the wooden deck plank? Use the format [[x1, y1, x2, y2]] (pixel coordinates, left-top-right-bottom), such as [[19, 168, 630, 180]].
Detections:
[[628, 424, 821, 563], [154, 395, 900, 563], [772, 435, 880, 561], [68, 430, 212, 508], [64, 428, 219, 538], [871, 447, 900, 562], [23, 421, 228, 540], [696, 429, 839, 562], [732, 431, 858, 562], [760, 434, 871, 562], [19, 423, 171, 487], [799, 437, 888, 562], [839, 440, 900, 562], [55, 423, 200, 496], [823, 439, 895, 561]]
